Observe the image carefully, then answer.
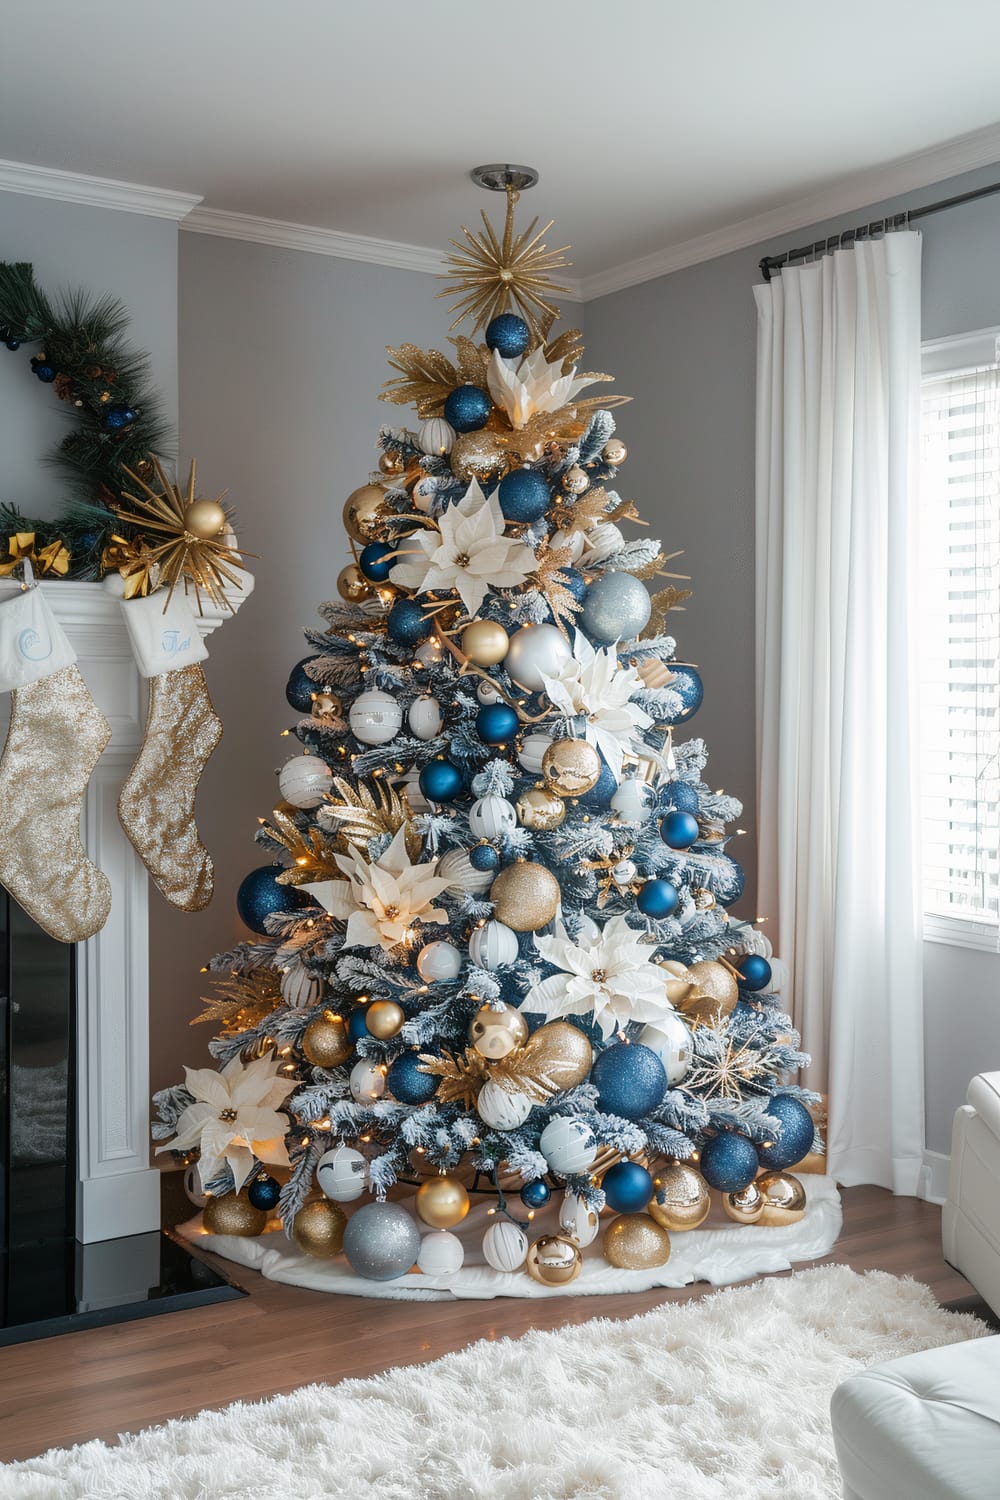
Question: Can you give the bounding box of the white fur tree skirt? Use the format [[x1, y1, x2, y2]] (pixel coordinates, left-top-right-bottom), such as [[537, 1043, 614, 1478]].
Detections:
[[4, 1266, 987, 1499], [179, 1172, 842, 1301]]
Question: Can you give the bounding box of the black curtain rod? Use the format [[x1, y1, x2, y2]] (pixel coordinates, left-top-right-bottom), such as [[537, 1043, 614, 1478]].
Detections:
[[758, 178, 1000, 281]]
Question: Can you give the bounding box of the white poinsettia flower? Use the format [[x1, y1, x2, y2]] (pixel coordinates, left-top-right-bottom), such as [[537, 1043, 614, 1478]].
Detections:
[[487, 348, 596, 429], [304, 825, 450, 952], [157, 1052, 296, 1194], [528, 915, 672, 1041], [390, 479, 534, 616], [540, 630, 652, 779]]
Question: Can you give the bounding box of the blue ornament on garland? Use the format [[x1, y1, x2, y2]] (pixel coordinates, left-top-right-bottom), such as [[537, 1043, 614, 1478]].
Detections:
[[757, 1094, 815, 1170], [30, 353, 57, 383], [736, 954, 772, 992], [236, 866, 307, 934], [443, 384, 491, 433], [636, 878, 679, 919], [699, 1132, 759, 1192], [578, 754, 619, 810], [520, 1179, 551, 1210], [386, 1050, 440, 1105], [592, 1042, 667, 1121], [103, 404, 139, 430], [476, 702, 518, 745], [665, 664, 704, 722], [285, 656, 320, 713], [4, 336, 22, 351], [348, 1010, 370, 1042], [419, 759, 463, 803], [580, 571, 651, 644], [387, 597, 432, 646], [661, 781, 700, 815], [359, 541, 395, 582], [485, 313, 530, 358], [660, 809, 699, 850], [602, 1160, 655, 1214], [497, 467, 550, 523], [469, 842, 500, 873], [247, 1175, 281, 1212]]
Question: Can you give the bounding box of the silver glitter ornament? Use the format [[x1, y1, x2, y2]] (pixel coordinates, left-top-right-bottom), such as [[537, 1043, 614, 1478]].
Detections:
[[580, 572, 651, 643], [342, 1201, 421, 1280]]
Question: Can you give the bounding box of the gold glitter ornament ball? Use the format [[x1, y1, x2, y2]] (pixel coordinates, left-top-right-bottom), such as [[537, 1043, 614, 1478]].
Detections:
[[648, 1162, 711, 1231], [541, 739, 602, 797], [489, 861, 561, 931], [301, 1011, 352, 1068], [468, 1002, 529, 1059], [365, 1000, 405, 1039], [337, 563, 374, 603], [203, 1191, 269, 1238], [525, 1233, 583, 1286], [450, 430, 508, 485], [461, 619, 510, 666], [676, 960, 740, 1023], [603, 1213, 671, 1269], [183, 498, 227, 539], [513, 1021, 593, 1093], [756, 1171, 807, 1226], [724, 1181, 765, 1224], [516, 785, 566, 831], [343, 485, 390, 544], [292, 1198, 347, 1257], [603, 439, 628, 465], [415, 1175, 470, 1229]]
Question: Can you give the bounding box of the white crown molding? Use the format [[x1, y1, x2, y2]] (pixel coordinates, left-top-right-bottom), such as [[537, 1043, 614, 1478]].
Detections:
[[0, 157, 201, 221]]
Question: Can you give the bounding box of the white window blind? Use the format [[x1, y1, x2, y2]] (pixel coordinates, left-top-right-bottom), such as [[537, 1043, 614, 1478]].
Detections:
[[920, 358, 1000, 939]]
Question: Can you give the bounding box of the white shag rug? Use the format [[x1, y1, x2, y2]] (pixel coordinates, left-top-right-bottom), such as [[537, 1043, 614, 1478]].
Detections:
[[4, 1265, 988, 1500]]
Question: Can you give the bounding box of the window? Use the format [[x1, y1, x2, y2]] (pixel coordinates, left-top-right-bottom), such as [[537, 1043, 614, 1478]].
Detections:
[[920, 330, 1000, 949]]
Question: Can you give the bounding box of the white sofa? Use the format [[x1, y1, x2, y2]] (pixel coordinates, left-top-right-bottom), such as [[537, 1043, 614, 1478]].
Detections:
[[943, 1072, 1000, 1316]]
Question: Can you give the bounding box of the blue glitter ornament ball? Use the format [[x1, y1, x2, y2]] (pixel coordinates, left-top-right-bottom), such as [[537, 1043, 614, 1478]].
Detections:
[[247, 1175, 281, 1212], [386, 1051, 440, 1105], [712, 852, 746, 905], [497, 467, 550, 523], [103, 403, 138, 429], [476, 703, 518, 745], [237, 866, 307, 934], [419, 759, 463, 803], [387, 598, 432, 646], [580, 572, 652, 643], [757, 1094, 815, 1170], [736, 954, 772, 992], [636, 878, 679, 919], [285, 656, 320, 713], [660, 809, 699, 849], [661, 781, 700, 815], [469, 843, 500, 873], [663, 664, 704, 722], [443, 384, 491, 433], [699, 1132, 759, 1192], [592, 1042, 667, 1120], [602, 1160, 655, 1214], [485, 313, 530, 358], [520, 1179, 551, 1210], [558, 567, 588, 604], [348, 1010, 370, 1042], [30, 354, 56, 383], [359, 541, 395, 582], [578, 755, 619, 810]]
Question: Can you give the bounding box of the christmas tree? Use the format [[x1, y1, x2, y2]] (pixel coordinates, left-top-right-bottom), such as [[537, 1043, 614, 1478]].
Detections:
[[155, 176, 819, 1287]]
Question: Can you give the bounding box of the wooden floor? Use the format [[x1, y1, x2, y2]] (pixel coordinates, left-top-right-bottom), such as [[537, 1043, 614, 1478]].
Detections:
[[0, 1186, 980, 1464]]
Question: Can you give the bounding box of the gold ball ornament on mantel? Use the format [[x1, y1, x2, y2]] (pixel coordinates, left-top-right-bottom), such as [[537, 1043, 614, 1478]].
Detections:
[[202, 1191, 269, 1238], [648, 1161, 711, 1232], [755, 1171, 807, 1226], [449, 429, 509, 484], [337, 563, 374, 604], [489, 861, 561, 932], [516, 785, 566, 832], [365, 1000, 405, 1039], [723, 1181, 765, 1224], [415, 1175, 470, 1230], [525, 1233, 584, 1286], [343, 485, 390, 544], [301, 1011, 352, 1069], [512, 1021, 594, 1096], [461, 619, 510, 666], [603, 1213, 671, 1269], [292, 1198, 347, 1258], [468, 1001, 529, 1060], [541, 739, 602, 797], [675, 960, 740, 1023], [183, 498, 227, 539]]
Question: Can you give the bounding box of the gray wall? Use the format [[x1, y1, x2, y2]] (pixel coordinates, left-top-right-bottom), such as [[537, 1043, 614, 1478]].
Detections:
[[585, 161, 1000, 1156]]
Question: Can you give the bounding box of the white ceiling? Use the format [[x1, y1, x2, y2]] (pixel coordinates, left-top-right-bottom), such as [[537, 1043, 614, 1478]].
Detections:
[[5, 0, 1000, 289]]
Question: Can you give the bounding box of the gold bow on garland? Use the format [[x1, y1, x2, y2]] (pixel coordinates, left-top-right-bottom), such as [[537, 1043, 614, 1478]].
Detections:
[[0, 532, 71, 579], [101, 532, 159, 599]]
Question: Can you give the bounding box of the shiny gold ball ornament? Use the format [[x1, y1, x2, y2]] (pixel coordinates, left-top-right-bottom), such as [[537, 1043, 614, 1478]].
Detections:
[[292, 1198, 347, 1258], [648, 1162, 711, 1232], [337, 563, 374, 604], [516, 785, 566, 831], [489, 861, 561, 932], [312, 691, 342, 720], [468, 1002, 529, 1059], [378, 450, 404, 475], [602, 439, 628, 465], [301, 1011, 352, 1069], [461, 619, 510, 666], [202, 1191, 269, 1238], [755, 1170, 807, 1226], [676, 960, 740, 1023], [365, 1000, 405, 1039], [563, 464, 590, 495], [541, 739, 602, 797], [514, 1021, 594, 1094], [183, 498, 227, 539], [343, 485, 390, 544], [723, 1181, 765, 1224], [415, 1175, 470, 1229], [449, 429, 508, 484], [603, 1213, 671, 1269], [525, 1233, 584, 1286]]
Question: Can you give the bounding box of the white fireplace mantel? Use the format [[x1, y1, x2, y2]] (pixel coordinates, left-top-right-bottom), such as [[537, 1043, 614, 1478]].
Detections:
[[0, 575, 252, 1243]]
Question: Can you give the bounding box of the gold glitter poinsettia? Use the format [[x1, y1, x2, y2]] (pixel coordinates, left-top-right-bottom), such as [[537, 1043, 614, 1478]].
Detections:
[[191, 969, 284, 1034]]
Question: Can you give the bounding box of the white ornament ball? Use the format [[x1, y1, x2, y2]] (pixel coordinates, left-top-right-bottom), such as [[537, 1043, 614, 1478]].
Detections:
[[611, 858, 637, 886], [476, 680, 504, 705], [517, 733, 555, 775], [349, 1059, 386, 1102], [184, 1162, 208, 1207], [539, 1117, 598, 1175], [280, 966, 324, 1009], [419, 417, 456, 456], [559, 1190, 601, 1247], [476, 1080, 534, 1131], [637, 1012, 694, 1085], [610, 779, 658, 823], [438, 847, 494, 896], [316, 1144, 368, 1202], [411, 475, 438, 513], [469, 795, 517, 840], [416, 940, 463, 982], [482, 1220, 529, 1273], [581, 521, 625, 564], [278, 756, 333, 809], [408, 695, 443, 740], [550, 528, 585, 565], [504, 625, 573, 692], [349, 690, 402, 746], [468, 919, 519, 970], [417, 1230, 464, 1277]]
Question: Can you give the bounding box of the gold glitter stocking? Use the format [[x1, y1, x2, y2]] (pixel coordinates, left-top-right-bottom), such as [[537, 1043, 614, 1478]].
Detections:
[[0, 664, 112, 942], [118, 663, 223, 912]]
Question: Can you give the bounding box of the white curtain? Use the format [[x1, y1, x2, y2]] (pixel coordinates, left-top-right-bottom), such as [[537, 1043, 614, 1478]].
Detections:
[[754, 233, 925, 1194]]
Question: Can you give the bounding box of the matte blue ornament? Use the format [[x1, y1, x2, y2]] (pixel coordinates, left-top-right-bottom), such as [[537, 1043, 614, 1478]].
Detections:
[[103, 403, 138, 429], [386, 1050, 440, 1105], [699, 1132, 759, 1192], [661, 781, 700, 815], [757, 1094, 815, 1170], [497, 467, 550, 523], [476, 702, 518, 745], [387, 597, 432, 646], [237, 866, 307, 934], [469, 842, 500, 873], [247, 1175, 281, 1212], [359, 541, 395, 582], [558, 567, 588, 604], [592, 1042, 667, 1121], [712, 853, 746, 905], [285, 656, 320, 713], [419, 759, 463, 803], [636, 878, 679, 919], [30, 354, 56, 382], [443, 384, 491, 433], [736, 954, 772, 992], [485, 313, 530, 358], [348, 1010, 370, 1042], [578, 754, 619, 810], [520, 1179, 551, 1210], [580, 572, 651, 644], [664, 664, 704, 722], [660, 809, 699, 849], [602, 1160, 655, 1214]]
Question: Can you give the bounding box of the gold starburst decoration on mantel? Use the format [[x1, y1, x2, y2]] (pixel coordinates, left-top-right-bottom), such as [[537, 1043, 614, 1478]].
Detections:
[[439, 188, 571, 342]]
